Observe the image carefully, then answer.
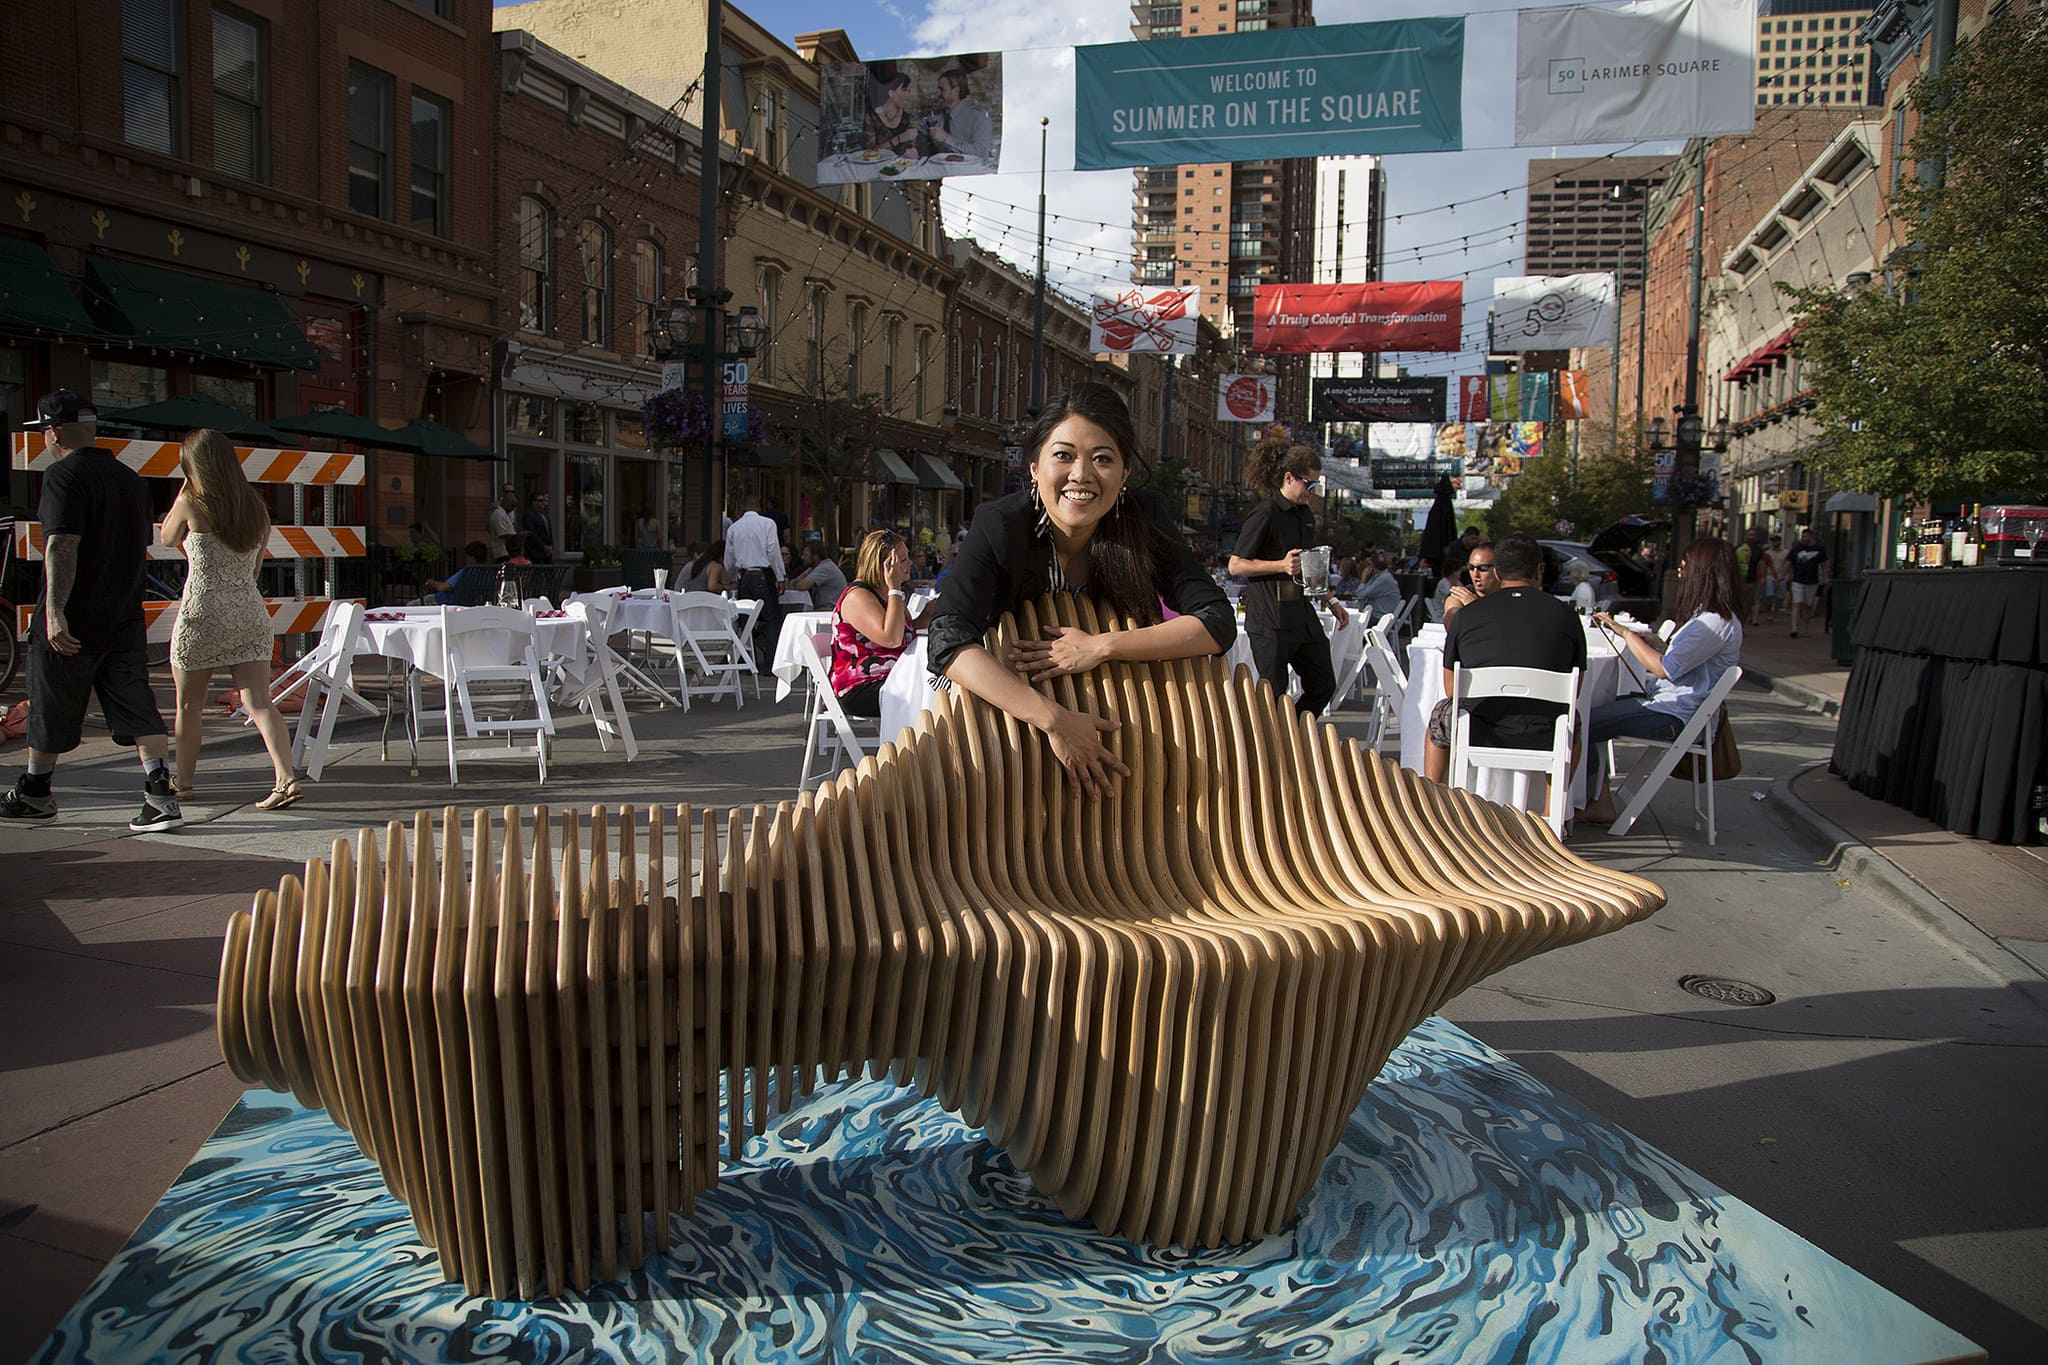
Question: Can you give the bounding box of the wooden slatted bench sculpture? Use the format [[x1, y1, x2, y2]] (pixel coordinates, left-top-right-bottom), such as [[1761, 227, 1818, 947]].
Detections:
[[216, 594, 1665, 1300]]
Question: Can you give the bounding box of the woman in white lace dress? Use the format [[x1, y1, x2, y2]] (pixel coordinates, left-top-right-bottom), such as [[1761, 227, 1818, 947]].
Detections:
[[162, 429, 300, 809]]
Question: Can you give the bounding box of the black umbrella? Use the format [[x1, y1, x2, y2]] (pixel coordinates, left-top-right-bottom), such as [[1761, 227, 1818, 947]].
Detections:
[[1418, 475, 1458, 571], [271, 409, 412, 449], [101, 396, 284, 444]]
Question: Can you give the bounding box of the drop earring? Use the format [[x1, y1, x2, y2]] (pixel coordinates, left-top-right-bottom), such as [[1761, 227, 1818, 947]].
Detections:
[[1030, 481, 1050, 535]]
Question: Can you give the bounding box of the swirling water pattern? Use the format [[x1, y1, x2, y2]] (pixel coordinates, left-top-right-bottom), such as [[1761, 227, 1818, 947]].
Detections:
[[36, 1018, 1974, 1365]]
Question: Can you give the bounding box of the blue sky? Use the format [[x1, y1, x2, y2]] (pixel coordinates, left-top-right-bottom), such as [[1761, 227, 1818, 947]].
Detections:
[[495, 0, 1682, 376]]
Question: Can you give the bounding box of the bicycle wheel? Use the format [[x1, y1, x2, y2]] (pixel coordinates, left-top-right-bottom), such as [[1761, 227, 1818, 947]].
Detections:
[[0, 612, 16, 691]]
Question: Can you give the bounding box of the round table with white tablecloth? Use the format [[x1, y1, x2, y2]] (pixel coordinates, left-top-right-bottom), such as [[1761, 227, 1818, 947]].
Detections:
[[770, 611, 837, 701], [356, 606, 590, 687], [1396, 622, 1640, 812]]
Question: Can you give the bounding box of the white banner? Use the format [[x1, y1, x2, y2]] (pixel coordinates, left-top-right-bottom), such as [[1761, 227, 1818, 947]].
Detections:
[[1089, 286, 1199, 354], [1492, 274, 1619, 350], [1216, 373, 1276, 423], [1367, 423, 1435, 461], [1515, 0, 1757, 147]]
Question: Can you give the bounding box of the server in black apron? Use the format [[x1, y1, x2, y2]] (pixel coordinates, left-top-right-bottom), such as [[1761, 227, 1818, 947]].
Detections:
[[1228, 443, 1346, 715]]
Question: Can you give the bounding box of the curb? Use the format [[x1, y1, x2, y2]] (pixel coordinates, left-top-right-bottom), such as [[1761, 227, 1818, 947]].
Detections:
[[1773, 761, 2048, 986], [1744, 665, 1841, 715]]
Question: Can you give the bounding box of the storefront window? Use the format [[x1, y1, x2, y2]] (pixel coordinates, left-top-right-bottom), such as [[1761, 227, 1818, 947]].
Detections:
[[565, 451, 603, 554], [618, 457, 660, 548], [564, 402, 604, 445], [667, 459, 696, 550], [507, 394, 555, 437], [91, 361, 170, 412], [614, 411, 647, 451], [192, 373, 258, 413], [0, 349, 27, 440]]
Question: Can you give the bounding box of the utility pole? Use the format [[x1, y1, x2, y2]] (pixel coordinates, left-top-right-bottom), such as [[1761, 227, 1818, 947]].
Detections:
[[695, 0, 724, 543]]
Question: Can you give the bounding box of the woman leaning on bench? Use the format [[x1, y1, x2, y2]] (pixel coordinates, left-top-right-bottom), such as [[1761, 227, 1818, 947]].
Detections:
[[925, 383, 1237, 800]]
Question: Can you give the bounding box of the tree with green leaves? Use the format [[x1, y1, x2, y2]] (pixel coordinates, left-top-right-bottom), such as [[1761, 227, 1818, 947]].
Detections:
[[1787, 10, 2048, 503], [1487, 419, 1654, 542]]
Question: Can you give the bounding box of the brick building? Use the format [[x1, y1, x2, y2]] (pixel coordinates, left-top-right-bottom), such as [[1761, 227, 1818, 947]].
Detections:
[[494, 28, 715, 551], [493, 4, 959, 552], [0, 0, 499, 552]]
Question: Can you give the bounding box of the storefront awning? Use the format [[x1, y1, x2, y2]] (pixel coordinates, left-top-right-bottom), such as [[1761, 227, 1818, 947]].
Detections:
[[1723, 324, 1800, 384], [0, 236, 99, 338], [913, 453, 963, 491], [868, 448, 919, 485], [84, 256, 318, 371]]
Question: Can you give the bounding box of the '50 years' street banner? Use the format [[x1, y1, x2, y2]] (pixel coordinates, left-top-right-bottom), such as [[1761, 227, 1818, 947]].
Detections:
[[1253, 282, 1463, 354], [1075, 19, 1464, 171]]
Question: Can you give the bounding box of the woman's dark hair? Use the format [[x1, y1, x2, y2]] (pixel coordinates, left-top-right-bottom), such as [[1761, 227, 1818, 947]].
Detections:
[[1675, 536, 1742, 621], [690, 539, 726, 578], [1246, 439, 1321, 494], [1021, 382, 1160, 627], [880, 72, 911, 95]]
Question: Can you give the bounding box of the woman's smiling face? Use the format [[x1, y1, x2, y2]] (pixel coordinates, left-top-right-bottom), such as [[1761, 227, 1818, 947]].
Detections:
[[1030, 415, 1129, 543]]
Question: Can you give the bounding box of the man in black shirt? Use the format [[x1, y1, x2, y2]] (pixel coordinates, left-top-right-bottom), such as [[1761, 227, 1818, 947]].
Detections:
[[1787, 526, 1827, 637], [2, 390, 181, 829], [1229, 444, 1348, 715], [1425, 534, 1585, 786]]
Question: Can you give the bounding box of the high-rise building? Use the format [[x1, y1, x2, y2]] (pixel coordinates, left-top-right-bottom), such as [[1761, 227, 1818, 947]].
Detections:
[[1524, 156, 1675, 292], [1308, 156, 1385, 385], [1128, 0, 1316, 346], [1755, 1, 1876, 107]]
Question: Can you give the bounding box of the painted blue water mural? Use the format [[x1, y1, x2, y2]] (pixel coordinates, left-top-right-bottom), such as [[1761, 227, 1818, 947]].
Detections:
[[34, 1018, 1977, 1364]]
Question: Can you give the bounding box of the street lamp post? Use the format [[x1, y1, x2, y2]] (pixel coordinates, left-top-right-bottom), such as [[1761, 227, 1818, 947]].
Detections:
[[1028, 116, 1049, 417], [652, 296, 766, 537], [696, 0, 724, 541]]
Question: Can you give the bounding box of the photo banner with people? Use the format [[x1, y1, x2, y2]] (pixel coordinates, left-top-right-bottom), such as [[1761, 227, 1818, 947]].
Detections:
[[1492, 273, 1619, 350], [1073, 18, 1465, 171], [1311, 376, 1447, 424], [1252, 282, 1463, 354], [1217, 373, 1278, 422], [1090, 286, 1200, 354], [1515, 0, 1757, 147], [816, 53, 1003, 184]]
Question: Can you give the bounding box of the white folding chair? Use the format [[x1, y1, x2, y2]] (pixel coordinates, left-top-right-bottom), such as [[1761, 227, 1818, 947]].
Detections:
[[1608, 665, 1744, 844], [1322, 614, 1373, 719], [796, 629, 879, 793], [567, 591, 680, 709], [553, 597, 637, 761], [253, 600, 377, 729], [1361, 623, 1408, 756], [1657, 618, 1678, 642], [1447, 664, 1581, 838], [409, 607, 555, 785], [293, 601, 370, 781], [729, 596, 768, 699], [666, 591, 749, 709]]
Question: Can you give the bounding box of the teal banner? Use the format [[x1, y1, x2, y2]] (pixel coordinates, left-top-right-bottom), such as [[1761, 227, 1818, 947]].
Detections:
[[1074, 19, 1464, 171]]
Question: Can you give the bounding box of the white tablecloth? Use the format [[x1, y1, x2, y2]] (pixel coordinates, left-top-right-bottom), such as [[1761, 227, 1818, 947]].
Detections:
[[771, 611, 836, 701], [878, 637, 935, 746], [1221, 612, 1364, 704], [1396, 627, 1641, 811], [356, 607, 589, 685]]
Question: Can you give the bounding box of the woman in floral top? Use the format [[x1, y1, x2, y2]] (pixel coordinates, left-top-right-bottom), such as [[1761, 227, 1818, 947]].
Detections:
[[830, 530, 934, 716]]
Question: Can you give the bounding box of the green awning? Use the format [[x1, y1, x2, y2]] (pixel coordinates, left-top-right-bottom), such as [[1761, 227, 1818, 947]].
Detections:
[[389, 419, 494, 460], [272, 409, 410, 447], [85, 256, 318, 370], [103, 396, 283, 443], [0, 236, 99, 338], [867, 449, 919, 486], [913, 453, 963, 491]]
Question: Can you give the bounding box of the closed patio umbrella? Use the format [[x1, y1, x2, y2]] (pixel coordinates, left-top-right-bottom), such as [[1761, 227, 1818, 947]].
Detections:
[[1418, 475, 1458, 571]]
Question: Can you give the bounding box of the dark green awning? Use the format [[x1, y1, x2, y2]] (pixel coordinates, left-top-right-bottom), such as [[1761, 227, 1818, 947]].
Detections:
[[0, 236, 99, 338], [389, 419, 494, 460], [85, 256, 318, 370], [867, 449, 919, 486], [913, 453, 964, 491]]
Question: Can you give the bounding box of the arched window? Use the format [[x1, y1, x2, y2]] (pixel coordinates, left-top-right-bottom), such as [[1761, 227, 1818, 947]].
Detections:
[[632, 239, 663, 357], [578, 218, 611, 347], [518, 196, 552, 333]]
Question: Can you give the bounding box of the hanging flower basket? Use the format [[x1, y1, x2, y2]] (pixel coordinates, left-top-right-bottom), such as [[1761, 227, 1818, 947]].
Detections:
[[641, 389, 769, 451], [1668, 472, 1721, 509]]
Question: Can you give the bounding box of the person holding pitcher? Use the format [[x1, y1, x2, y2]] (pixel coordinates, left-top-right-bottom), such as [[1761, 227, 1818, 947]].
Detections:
[[1228, 443, 1347, 715]]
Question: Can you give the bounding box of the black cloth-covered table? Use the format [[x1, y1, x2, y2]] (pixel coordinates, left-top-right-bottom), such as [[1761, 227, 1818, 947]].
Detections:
[[1831, 569, 2047, 844]]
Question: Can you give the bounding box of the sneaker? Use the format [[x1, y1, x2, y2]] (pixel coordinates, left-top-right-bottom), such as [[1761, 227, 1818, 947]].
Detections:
[[130, 775, 184, 832], [0, 780, 57, 821]]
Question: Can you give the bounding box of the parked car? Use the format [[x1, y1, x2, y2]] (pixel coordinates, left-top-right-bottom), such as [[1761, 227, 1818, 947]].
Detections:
[[1539, 516, 1668, 617]]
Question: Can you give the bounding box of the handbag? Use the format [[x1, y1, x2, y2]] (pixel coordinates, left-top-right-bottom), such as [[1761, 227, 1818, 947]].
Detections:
[[1674, 711, 1740, 782]]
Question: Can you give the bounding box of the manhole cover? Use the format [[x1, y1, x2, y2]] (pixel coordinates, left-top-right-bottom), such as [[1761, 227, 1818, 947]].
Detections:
[[1678, 975, 1776, 1007]]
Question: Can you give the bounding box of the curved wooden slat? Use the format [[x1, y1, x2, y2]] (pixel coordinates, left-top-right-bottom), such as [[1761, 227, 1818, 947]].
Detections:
[[216, 593, 1666, 1296]]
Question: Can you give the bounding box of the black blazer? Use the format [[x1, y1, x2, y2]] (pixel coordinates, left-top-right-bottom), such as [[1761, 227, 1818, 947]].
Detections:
[[926, 486, 1236, 675]]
